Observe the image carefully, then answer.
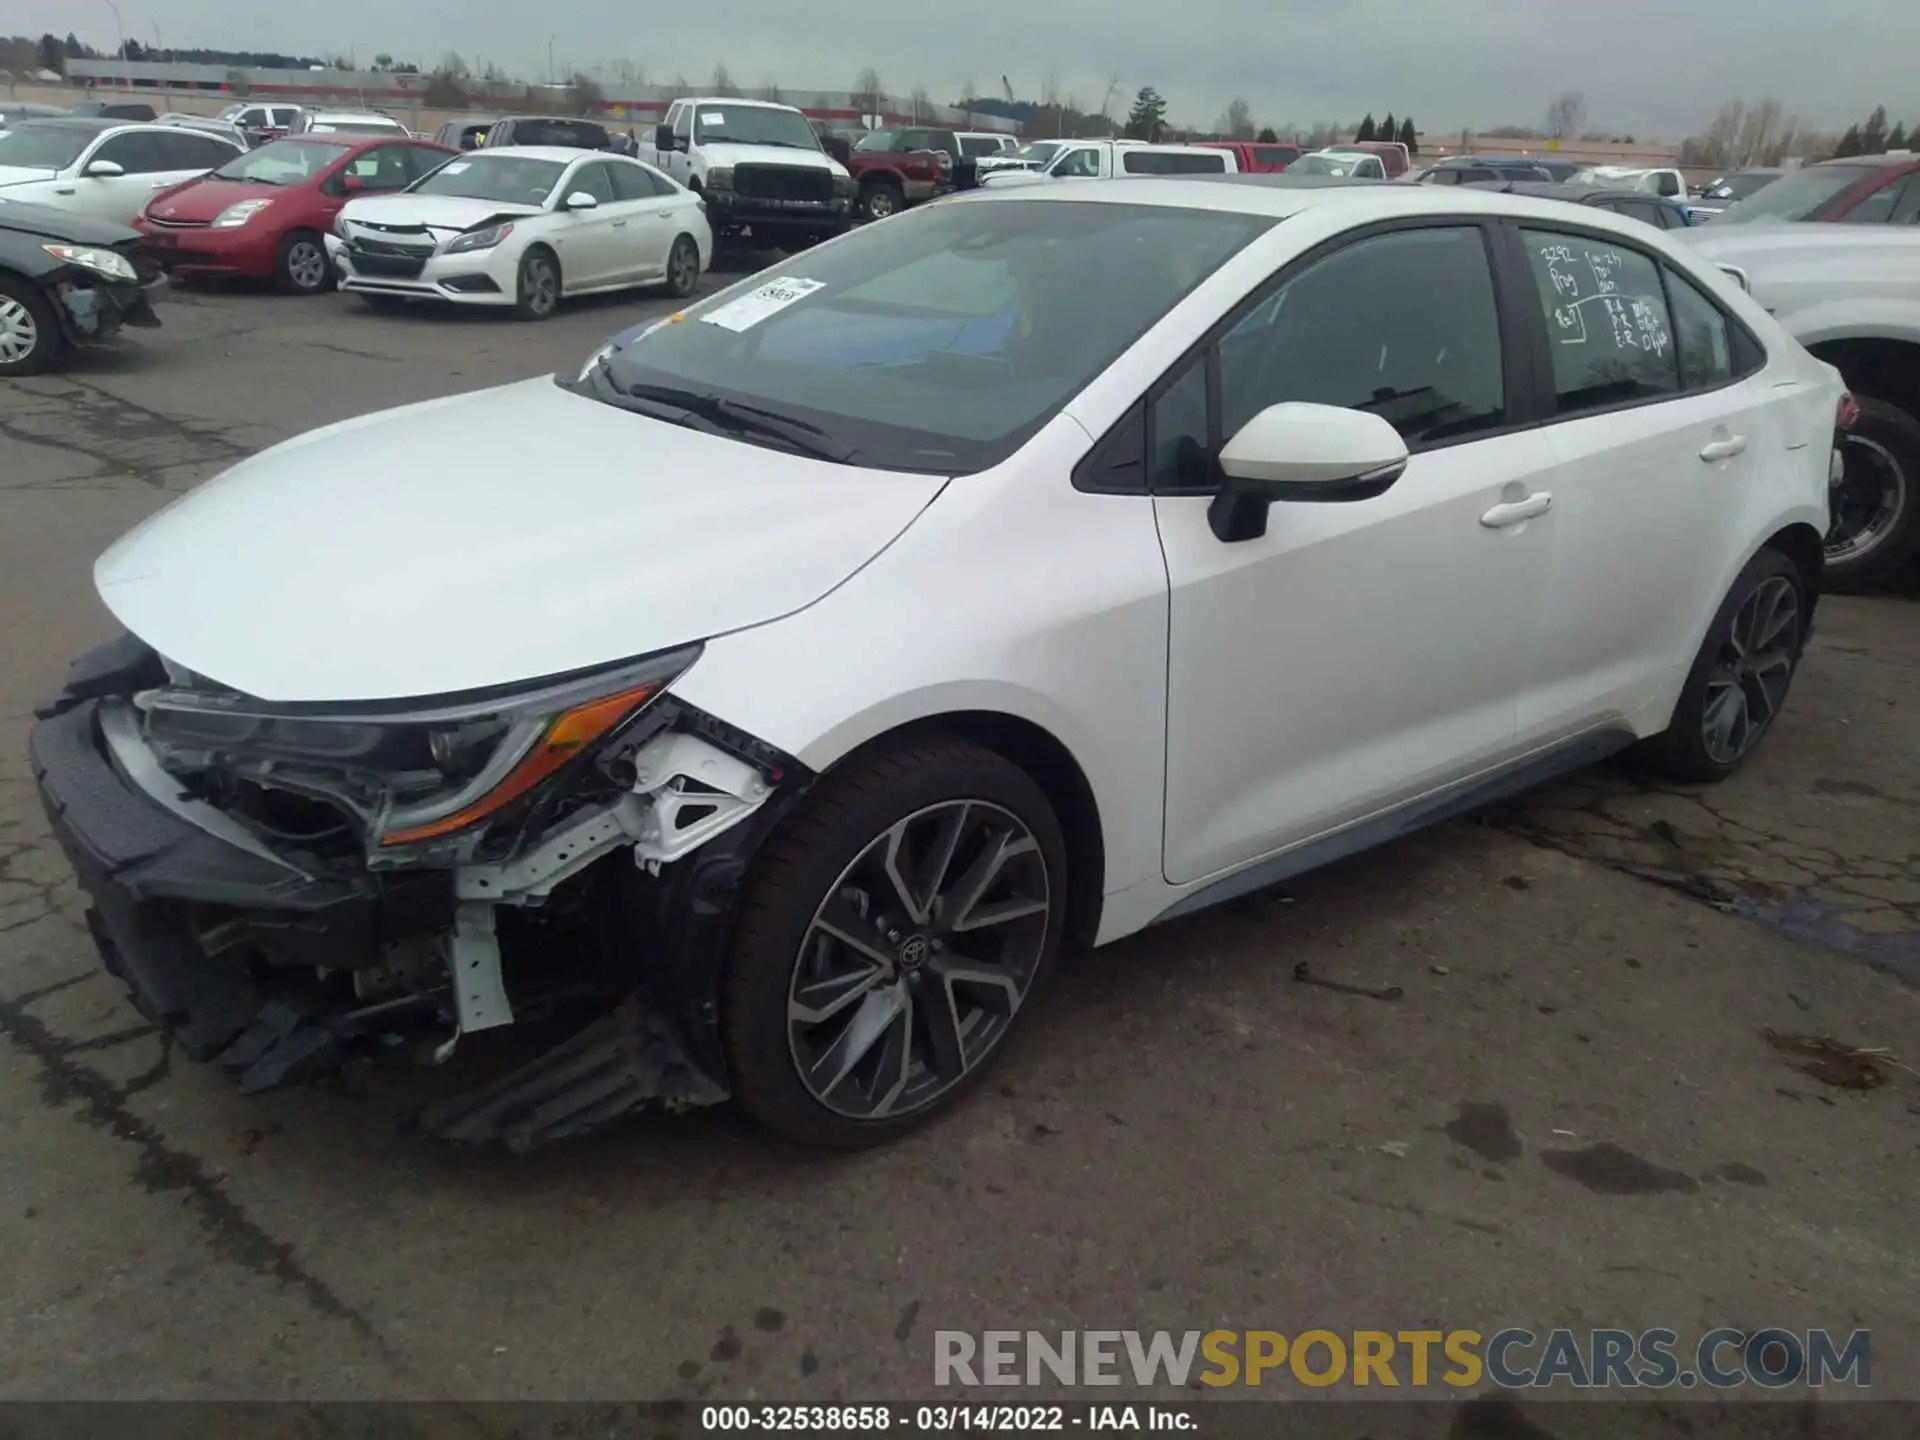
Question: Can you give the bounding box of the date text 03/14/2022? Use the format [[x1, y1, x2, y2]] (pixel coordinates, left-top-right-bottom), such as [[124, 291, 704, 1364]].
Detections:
[[700, 1405, 1195, 1431]]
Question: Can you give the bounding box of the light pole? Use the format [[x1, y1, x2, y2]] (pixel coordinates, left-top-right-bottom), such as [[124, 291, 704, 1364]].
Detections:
[[546, 35, 555, 88], [99, 0, 125, 83]]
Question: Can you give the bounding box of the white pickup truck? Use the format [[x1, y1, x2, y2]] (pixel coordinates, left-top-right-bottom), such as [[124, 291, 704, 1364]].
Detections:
[[979, 140, 1238, 188], [1689, 224, 1920, 590], [643, 96, 855, 247]]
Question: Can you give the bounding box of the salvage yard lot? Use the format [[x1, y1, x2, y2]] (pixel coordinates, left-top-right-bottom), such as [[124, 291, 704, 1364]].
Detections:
[[1, 284, 1917, 1407]]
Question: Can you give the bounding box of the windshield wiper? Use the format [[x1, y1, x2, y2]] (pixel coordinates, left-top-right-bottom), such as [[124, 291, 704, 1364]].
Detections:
[[605, 378, 859, 463]]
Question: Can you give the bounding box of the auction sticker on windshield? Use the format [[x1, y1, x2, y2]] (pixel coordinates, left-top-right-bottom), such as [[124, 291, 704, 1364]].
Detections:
[[699, 276, 826, 332], [440, 161, 470, 174]]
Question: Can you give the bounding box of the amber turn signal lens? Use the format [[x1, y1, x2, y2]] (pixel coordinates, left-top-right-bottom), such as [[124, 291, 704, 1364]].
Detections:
[[379, 684, 659, 846]]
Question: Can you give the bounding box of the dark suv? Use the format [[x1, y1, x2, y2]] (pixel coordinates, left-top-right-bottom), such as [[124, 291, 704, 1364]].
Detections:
[[480, 116, 616, 151], [1713, 152, 1920, 225]]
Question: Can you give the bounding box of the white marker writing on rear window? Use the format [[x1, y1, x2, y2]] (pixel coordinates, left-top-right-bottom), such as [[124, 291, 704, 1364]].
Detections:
[[699, 277, 826, 332]]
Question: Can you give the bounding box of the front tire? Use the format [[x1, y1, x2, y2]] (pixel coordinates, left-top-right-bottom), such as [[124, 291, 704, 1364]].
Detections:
[[1824, 396, 1919, 593], [514, 246, 561, 320], [0, 276, 61, 377], [274, 230, 332, 295], [723, 740, 1068, 1149], [1638, 548, 1808, 783], [661, 234, 700, 299]]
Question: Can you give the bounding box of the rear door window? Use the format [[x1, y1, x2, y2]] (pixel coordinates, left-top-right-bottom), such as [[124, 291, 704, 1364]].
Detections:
[[1122, 151, 1227, 174], [1518, 228, 1679, 414], [609, 161, 668, 200], [1253, 146, 1300, 166]]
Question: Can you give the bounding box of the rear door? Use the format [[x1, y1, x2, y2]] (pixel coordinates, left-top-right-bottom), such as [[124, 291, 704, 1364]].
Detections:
[[605, 160, 674, 282], [1501, 222, 1775, 744]]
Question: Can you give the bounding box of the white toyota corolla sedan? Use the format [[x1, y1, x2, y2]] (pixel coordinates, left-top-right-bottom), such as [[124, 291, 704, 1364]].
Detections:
[[327, 145, 710, 318], [34, 179, 1840, 1151]]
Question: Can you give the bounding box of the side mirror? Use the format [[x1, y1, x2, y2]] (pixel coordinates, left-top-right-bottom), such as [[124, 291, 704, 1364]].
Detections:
[[563, 191, 599, 211], [84, 159, 125, 178], [1207, 402, 1409, 542], [654, 125, 676, 152]]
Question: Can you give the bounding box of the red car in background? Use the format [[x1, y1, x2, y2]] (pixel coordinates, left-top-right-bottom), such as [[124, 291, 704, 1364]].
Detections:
[[1711, 151, 1920, 225], [136, 133, 457, 293], [1196, 140, 1302, 173]]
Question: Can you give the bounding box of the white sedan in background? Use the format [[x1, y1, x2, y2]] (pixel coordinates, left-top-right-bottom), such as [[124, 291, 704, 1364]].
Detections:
[[0, 118, 242, 226], [328, 146, 711, 319]]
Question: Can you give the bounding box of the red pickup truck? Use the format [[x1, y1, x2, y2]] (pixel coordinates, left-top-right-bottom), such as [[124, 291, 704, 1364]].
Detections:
[[1197, 140, 1303, 173], [844, 126, 967, 219]]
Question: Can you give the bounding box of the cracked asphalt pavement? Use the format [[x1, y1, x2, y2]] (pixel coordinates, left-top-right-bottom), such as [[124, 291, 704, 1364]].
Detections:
[[1, 279, 1917, 1412]]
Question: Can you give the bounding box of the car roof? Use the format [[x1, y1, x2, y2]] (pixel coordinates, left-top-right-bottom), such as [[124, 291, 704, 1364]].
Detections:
[[1480, 180, 1683, 206], [673, 96, 795, 112], [958, 174, 1713, 235], [1811, 150, 1919, 168], [1, 116, 117, 134], [458, 144, 618, 163]]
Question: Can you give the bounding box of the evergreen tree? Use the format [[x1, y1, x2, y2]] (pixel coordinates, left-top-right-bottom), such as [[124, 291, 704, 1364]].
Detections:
[[1379, 112, 1397, 145], [38, 33, 64, 73], [1833, 123, 1863, 157], [1125, 86, 1168, 141], [1887, 122, 1909, 151], [1256, 126, 1278, 144], [1398, 116, 1418, 154], [1355, 112, 1377, 142], [1861, 105, 1889, 153]]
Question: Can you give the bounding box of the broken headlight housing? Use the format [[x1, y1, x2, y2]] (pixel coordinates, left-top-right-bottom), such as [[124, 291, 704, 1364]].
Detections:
[[133, 646, 700, 863]]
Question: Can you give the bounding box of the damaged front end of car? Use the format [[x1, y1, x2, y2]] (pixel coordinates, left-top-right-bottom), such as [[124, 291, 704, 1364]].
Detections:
[[43, 240, 165, 346], [31, 632, 811, 1150]]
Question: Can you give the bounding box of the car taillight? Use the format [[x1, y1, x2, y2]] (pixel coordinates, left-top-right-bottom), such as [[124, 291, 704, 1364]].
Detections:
[[1836, 393, 1861, 431]]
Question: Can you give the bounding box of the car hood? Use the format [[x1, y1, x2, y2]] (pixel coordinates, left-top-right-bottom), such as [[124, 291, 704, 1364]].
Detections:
[[339, 192, 544, 234], [144, 176, 283, 222], [702, 141, 847, 178], [93, 378, 949, 703], [0, 196, 138, 245], [0, 164, 61, 188]]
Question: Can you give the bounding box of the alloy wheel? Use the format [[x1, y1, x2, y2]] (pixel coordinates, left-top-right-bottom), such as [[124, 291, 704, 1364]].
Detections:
[[1701, 574, 1799, 765], [0, 294, 38, 364], [1826, 433, 1906, 563], [865, 187, 898, 219], [786, 800, 1053, 1120], [286, 240, 328, 292], [668, 239, 698, 296], [525, 256, 558, 315]]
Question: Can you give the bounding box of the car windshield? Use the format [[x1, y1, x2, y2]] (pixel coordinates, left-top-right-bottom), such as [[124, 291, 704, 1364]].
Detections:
[[0, 124, 93, 170], [1714, 164, 1881, 222], [693, 107, 817, 149], [313, 119, 406, 135], [211, 138, 347, 184], [592, 199, 1274, 474], [1297, 154, 1359, 176], [1704, 171, 1782, 202], [412, 153, 565, 203], [1014, 142, 1061, 165]]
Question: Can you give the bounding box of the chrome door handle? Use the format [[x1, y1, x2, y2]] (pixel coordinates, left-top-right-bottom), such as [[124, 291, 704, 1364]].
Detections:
[[1480, 492, 1553, 528], [656, 208, 674, 216], [150, 180, 173, 189], [1699, 435, 1748, 461]]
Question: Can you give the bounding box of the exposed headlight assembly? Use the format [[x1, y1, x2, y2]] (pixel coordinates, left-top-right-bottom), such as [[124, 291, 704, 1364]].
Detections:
[[42, 243, 138, 282], [442, 221, 514, 255], [133, 647, 700, 862]]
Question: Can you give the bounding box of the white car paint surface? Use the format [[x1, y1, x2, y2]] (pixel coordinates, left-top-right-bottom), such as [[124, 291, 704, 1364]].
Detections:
[[94, 178, 1837, 951], [328, 145, 711, 309], [93, 379, 946, 702], [1683, 224, 1920, 346], [0, 120, 242, 227]]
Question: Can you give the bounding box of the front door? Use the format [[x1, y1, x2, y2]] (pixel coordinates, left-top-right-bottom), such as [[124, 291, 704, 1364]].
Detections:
[[1155, 222, 1557, 885], [69, 131, 170, 224], [551, 161, 621, 287]]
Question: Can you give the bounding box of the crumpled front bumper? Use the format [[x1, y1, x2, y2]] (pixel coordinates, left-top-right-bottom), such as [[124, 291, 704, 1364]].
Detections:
[[51, 263, 166, 347], [28, 636, 746, 1146]]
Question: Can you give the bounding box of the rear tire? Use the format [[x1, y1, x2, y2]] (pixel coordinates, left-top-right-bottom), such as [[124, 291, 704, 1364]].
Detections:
[[722, 739, 1068, 1150], [1823, 396, 1919, 593], [274, 230, 332, 295], [860, 179, 903, 221], [1637, 547, 1808, 783], [661, 234, 700, 299], [513, 246, 561, 320], [0, 275, 61, 377]]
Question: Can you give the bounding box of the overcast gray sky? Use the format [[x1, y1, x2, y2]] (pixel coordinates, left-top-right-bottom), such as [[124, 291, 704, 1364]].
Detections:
[[22, 0, 1915, 139]]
